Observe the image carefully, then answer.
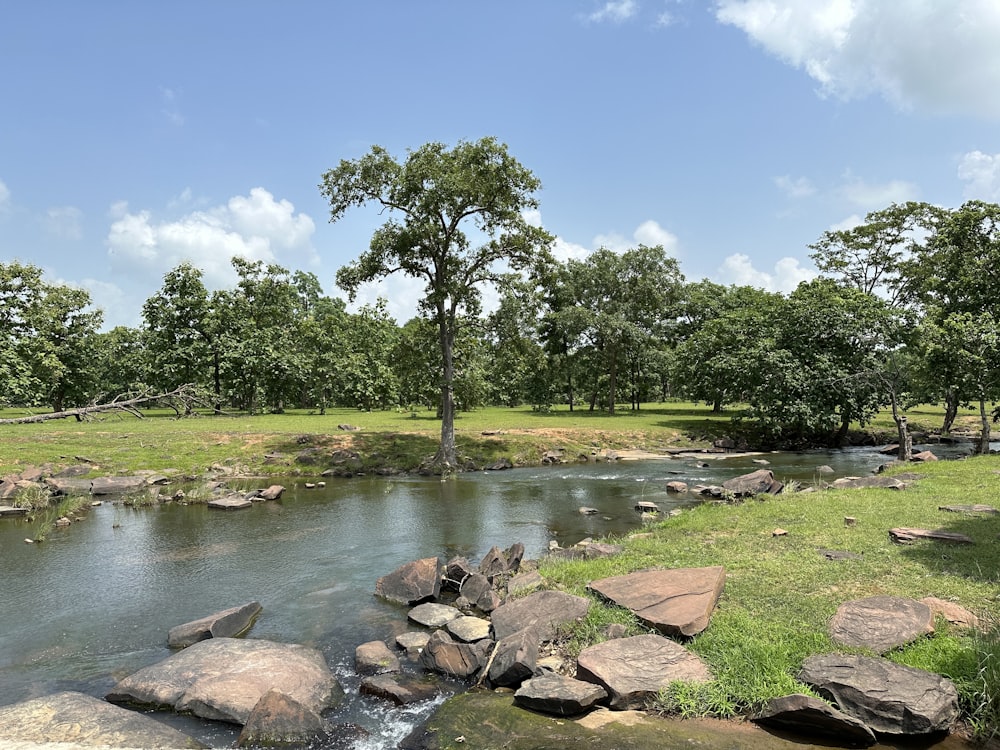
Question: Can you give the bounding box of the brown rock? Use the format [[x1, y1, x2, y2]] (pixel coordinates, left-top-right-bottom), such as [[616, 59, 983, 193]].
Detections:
[[419, 630, 491, 679], [168, 601, 262, 648], [830, 596, 934, 653], [459, 572, 501, 613], [490, 590, 591, 642], [587, 566, 725, 637], [753, 693, 876, 746], [722, 469, 781, 497], [665, 481, 688, 493], [355, 640, 401, 675], [921, 597, 979, 629], [479, 545, 509, 580], [236, 689, 333, 747], [514, 673, 608, 716], [360, 674, 440, 705], [889, 527, 974, 544], [257, 484, 285, 500], [488, 627, 538, 688], [375, 557, 443, 605]]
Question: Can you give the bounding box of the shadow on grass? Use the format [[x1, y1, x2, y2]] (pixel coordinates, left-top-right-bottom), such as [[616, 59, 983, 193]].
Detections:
[[896, 509, 1000, 585]]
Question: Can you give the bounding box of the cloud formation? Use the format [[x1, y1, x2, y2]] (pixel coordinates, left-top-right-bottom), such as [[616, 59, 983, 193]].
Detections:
[[0, 178, 9, 212], [45, 206, 84, 240], [716, 0, 1000, 119], [106, 187, 317, 290], [717, 253, 815, 291], [958, 151, 1000, 202], [587, 0, 638, 23], [774, 174, 816, 198]]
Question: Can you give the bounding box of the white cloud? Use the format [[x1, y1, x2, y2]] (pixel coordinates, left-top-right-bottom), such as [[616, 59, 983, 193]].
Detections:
[[716, 0, 1000, 119], [587, 0, 638, 23], [774, 174, 816, 198], [829, 213, 863, 232], [551, 235, 592, 263], [958, 150, 1000, 202], [593, 219, 680, 255], [838, 174, 917, 210], [106, 187, 318, 290], [0, 178, 10, 212], [45, 206, 84, 240], [160, 86, 184, 126], [716, 253, 815, 292]]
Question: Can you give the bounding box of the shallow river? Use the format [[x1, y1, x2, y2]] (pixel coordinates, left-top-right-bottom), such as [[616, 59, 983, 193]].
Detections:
[[0, 445, 981, 748]]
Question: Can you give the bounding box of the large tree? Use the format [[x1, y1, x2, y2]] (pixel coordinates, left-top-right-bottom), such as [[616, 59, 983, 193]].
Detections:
[[321, 137, 553, 470]]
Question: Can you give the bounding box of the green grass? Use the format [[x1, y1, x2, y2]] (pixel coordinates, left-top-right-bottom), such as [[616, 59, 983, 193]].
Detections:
[[539, 455, 1000, 734]]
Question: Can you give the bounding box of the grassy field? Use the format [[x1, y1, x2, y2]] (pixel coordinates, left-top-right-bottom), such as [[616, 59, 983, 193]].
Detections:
[[0, 401, 982, 478]]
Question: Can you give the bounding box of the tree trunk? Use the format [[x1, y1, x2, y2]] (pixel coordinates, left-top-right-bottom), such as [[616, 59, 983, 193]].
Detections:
[[835, 410, 851, 448], [212, 348, 222, 414], [977, 397, 991, 455], [890, 392, 912, 461], [712, 398, 722, 413], [432, 310, 458, 471], [607, 353, 617, 416], [941, 387, 958, 434]]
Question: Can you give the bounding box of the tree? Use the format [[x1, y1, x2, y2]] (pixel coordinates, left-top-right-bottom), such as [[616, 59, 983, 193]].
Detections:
[[321, 137, 553, 470]]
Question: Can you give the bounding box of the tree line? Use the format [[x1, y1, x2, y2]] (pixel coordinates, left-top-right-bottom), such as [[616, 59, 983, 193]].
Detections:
[[3, 139, 999, 460]]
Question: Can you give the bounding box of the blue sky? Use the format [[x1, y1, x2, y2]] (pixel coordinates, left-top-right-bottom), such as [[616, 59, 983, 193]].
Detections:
[[2, 1, 1000, 328]]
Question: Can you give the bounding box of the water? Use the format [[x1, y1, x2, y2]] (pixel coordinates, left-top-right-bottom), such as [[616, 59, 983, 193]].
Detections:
[[0, 444, 983, 747]]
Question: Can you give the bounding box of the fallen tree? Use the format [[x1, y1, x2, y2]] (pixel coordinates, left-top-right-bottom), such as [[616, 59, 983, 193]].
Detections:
[[0, 385, 204, 424]]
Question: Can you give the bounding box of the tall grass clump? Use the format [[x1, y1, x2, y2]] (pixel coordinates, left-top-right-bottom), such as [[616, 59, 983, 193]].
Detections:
[[966, 617, 1000, 741]]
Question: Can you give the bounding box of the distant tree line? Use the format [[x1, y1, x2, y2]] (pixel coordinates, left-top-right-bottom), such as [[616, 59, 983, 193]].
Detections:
[[3, 200, 999, 451]]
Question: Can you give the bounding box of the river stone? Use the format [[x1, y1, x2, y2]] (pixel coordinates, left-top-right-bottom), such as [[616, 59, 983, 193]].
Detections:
[[831, 476, 906, 490], [355, 639, 401, 675], [446, 615, 492, 642], [665, 481, 688, 493], [256, 484, 285, 500], [45, 476, 94, 495], [506, 569, 544, 596], [360, 674, 440, 705], [236, 688, 333, 748], [587, 566, 725, 638], [799, 653, 960, 736], [106, 637, 343, 725], [752, 693, 876, 747], [488, 627, 538, 688], [375, 556, 443, 605], [576, 634, 711, 710], [505, 541, 525, 571], [168, 601, 262, 648], [444, 555, 474, 589], [0, 690, 204, 748], [514, 673, 608, 716], [491, 590, 591, 642], [91, 476, 147, 495], [459, 572, 500, 612], [207, 496, 252, 510], [479, 545, 509, 580], [408, 602, 461, 628], [396, 631, 431, 654], [829, 596, 934, 653], [419, 630, 492, 678], [722, 468, 782, 497]]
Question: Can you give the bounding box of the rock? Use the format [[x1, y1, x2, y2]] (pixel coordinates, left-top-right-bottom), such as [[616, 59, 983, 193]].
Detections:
[[912, 450, 938, 462], [55, 516, 71, 526], [419, 630, 491, 679], [889, 527, 974, 544], [208, 496, 253, 510], [491, 590, 591, 641], [830, 596, 933, 653], [939, 503, 999, 514], [541, 450, 563, 464], [486, 457, 514, 471], [236, 688, 333, 748], [588, 566, 725, 637], [665, 481, 688, 493], [583, 542, 623, 559], [752, 693, 876, 747], [579, 506, 600, 514], [375, 556, 443, 605], [799, 653, 960, 736], [576, 634, 711, 709], [505, 542, 525, 571], [460, 572, 500, 613], [91, 476, 147, 495], [514, 673, 608, 716], [44, 476, 93, 495], [337, 423, 360, 431], [257, 484, 285, 500], [0, 690, 204, 747], [0, 504, 29, 516], [479, 545, 509, 580], [408, 602, 461, 628], [355, 640, 401, 675], [772, 528, 788, 537], [634, 501, 659, 513], [722, 469, 782, 497], [396, 631, 431, 654], [816, 464, 834, 473], [444, 555, 475, 589], [832, 476, 906, 490], [752, 458, 770, 465], [446, 615, 492, 642], [168, 601, 263, 648], [921, 597, 979, 629], [819, 549, 863, 561], [488, 627, 538, 688], [360, 674, 440, 705], [507, 570, 545, 596], [106, 637, 343, 725]]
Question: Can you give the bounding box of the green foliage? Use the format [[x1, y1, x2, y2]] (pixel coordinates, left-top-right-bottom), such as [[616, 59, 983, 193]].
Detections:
[[967, 618, 1000, 740]]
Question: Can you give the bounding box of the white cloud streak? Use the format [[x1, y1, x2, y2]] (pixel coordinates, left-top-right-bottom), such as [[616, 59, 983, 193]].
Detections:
[[958, 150, 1000, 202], [716, 253, 815, 292], [587, 0, 639, 23]]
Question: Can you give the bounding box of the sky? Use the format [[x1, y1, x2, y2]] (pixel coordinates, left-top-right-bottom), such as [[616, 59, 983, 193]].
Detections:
[[2, 1, 1000, 329]]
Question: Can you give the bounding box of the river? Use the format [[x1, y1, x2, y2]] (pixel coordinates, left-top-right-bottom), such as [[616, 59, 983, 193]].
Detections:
[[0, 445, 982, 748]]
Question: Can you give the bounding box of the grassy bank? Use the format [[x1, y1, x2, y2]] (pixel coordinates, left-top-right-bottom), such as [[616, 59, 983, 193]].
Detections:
[[539, 454, 1000, 737]]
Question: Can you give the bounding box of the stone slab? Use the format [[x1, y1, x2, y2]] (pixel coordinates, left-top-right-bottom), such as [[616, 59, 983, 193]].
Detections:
[[168, 601, 262, 648], [830, 596, 934, 653], [490, 590, 590, 642]]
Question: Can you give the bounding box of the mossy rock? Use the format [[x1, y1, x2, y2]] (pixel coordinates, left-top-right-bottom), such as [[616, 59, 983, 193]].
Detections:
[[400, 691, 836, 750]]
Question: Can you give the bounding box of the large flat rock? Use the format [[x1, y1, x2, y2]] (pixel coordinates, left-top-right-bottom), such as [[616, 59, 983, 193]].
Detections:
[[0, 690, 204, 748], [829, 596, 933, 653], [167, 601, 262, 648], [490, 590, 591, 642], [753, 693, 876, 746], [799, 653, 960, 736], [576, 634, 711, 710], [375, 556, 443, 605], [514, 673, 608, 716], [587, 566, 725, 637], [106, 637, 343, 725]]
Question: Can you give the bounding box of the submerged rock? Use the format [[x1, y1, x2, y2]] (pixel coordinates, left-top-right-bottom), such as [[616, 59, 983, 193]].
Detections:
[[168, 601, 262, 648]]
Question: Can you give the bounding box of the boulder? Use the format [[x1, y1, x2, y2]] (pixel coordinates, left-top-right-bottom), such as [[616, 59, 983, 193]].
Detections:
[[460, 572, 501, 613], [722, 469, 782, 497], [587, 566, 725, 638], [579, 506, 600, 514], [583, 542, 622, 559], [446, 615, 492, 642], [106, 637, 343, 725], [576, 634, 711, 710], [419, 630, 492, 679], [257, 484, 285, 500], [665, 481, 688, 493], [634, 501, 659, 513], [514, 673, 608, 716], [505, 541, 525, 571], [491, 590, 591, 642], [830, 596, 934, 653], [355, 640, 401, 675], [207, 496, 253, 510], [91, 476, 147, 495], [375, 556, 443, 605], [0, 504, 29, 516], [236, 688, 333, 748], [799, 653, 960, 736], [45, 476, 93, 495], [395, 630, 431, 655], [479, 545, 509, 580], [488, 627, 538, 688], [168, 601, 262, 648], [752, 693, 876, 747], [921, 596, 979, 629], [912, 450, 938, 462], [444, 555, 475, 589], [408, 602, 461, 628], [507, 570, 545, 596], [0, 690, 204, 748], [360, 674, 440, 705]]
